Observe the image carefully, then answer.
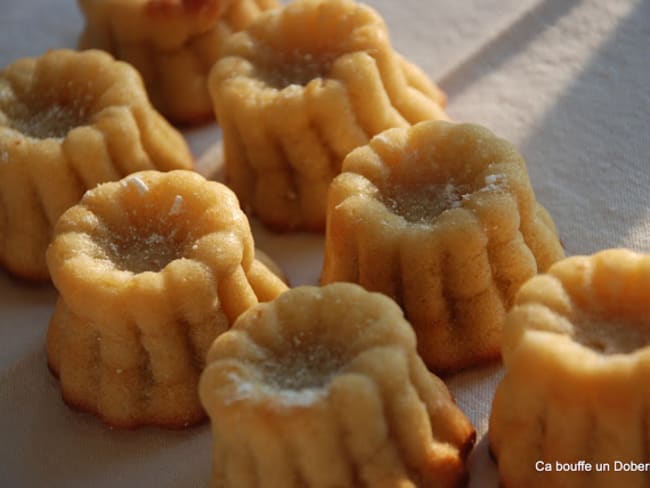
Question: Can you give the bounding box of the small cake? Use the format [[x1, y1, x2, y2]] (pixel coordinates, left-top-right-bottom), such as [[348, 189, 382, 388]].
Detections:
[[78, 0, 279, 124], [199, 283, 475, 487], [208, 0, 447, 231], [321, 120, 565, 373], [0, 49, 193, 280], [490, 249, 650, 487], [46, 170, 287, 429]]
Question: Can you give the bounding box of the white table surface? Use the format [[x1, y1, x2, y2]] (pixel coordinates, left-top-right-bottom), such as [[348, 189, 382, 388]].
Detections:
[[1, 0, 649, 486]]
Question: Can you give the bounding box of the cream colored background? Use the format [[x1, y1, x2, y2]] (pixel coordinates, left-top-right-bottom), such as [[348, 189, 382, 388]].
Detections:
[[1, 0, 649, 486]]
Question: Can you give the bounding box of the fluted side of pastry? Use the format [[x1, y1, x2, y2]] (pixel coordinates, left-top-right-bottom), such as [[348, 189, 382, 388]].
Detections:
[[46, 170, 287, 428], [78, 0, 279, 123], [208, 0, 447, 232], [0, 49, 193, 280], [490, 249, 650, 488], [322, 121, 564, 373], [200, 283, 475, 487]]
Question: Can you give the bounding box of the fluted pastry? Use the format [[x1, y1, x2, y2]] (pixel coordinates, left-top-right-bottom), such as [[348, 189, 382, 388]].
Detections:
[[208, 0, 447, 231], [322, 120, 565, 372], [46, 170, 287, 429], [200, 283, 475, 487], [0, 49, 193, 280], [78, 0, 279, 124], [490, 249, 650, 487]]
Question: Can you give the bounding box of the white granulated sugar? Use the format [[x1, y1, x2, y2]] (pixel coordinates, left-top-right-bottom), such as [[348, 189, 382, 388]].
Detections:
[[265, 49, 335, 89], [234, 379, 254, 397], [281, 84, 302, 97], [123, 175, 149, 195], [169, 195, 184, 216], [10, 104, 85, 140], [224, 374, 256, 405], [225, 374, 326, 407], [441, 184, 464, 208], [483, 173, 506, 192], [383, 182, 465, 223], [253, 342, 344, 409], [277, 387, 325, 407], [484, 174, 499, 185], [143, 233, 165, 247], [82, 212, 96, 226]]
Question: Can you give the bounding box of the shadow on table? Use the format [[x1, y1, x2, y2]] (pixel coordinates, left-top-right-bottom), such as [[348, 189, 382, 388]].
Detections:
[[440, 0, 649, 255], [439, 0, 583, 100], [439, 1, 649, 485], [519, 0, 650, 255], [0, 347, 211, 488]]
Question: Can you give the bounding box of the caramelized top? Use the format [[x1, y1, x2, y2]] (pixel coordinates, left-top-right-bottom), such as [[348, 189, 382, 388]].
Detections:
[[572, 310, 650, 355], [5, 102, 89, 140], [258, 50, 337, 89]]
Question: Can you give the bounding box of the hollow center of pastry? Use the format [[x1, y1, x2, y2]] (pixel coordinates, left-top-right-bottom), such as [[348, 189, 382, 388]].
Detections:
[[8, 102, 89, 139], [381, 182, 466, 223], [262, 339, 345, 392], [104, 228, 184, 274], [573, 313, 650, 355], [260, 50, 336, 89]]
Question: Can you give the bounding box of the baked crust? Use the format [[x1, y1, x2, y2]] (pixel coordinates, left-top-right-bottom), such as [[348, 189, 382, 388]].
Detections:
[[322, 120, 564, 373], [200, 283, 475, 487], [208, 0, 447, 231], [78, 0, 279, 123], [46, 170, 287, 429], [490, 249, 650, 487], [0, 49, 193, 280]]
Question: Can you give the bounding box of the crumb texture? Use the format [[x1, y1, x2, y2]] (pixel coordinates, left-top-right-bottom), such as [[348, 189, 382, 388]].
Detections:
[[200, 283, 475, 487], [0, 49, 192, 281], [208, 0, 448, 231], [490, 249, 650, 487], [46, 170, 287, 429], [322, 120, 565, 372], [78, 0, 278, 122]]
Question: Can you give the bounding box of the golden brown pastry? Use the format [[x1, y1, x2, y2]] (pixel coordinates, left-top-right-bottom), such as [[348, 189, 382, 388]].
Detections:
[[490, 249, 650, 488], [78, 0, 279, 124], [46, 170, 287, 429], [253, 248, 289, 286], [0, 49, 193, 281], [208, 0, 447, 231], [322, 120, 564, 373], [200, 282, 475, 487]]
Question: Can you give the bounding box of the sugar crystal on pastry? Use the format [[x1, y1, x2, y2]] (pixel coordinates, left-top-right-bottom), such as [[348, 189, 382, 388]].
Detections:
[[0, 49, 193, 280], [208, 0, 448, 231], [490, 249, 650, 487], [200, 283, 475, 487], [321, 120, 565, 373], [46, 169, 287, 429]]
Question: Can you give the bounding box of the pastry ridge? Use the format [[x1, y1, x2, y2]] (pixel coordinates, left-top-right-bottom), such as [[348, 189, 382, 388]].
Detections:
[[490, 249, 650, 487], [200, 283, 475, 487], [208, 0, 448, 231], [0, 49, 192, 280], [78, 0, 279, 123], [321, 120, 565, 372], [46, 170, 287, 428]]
